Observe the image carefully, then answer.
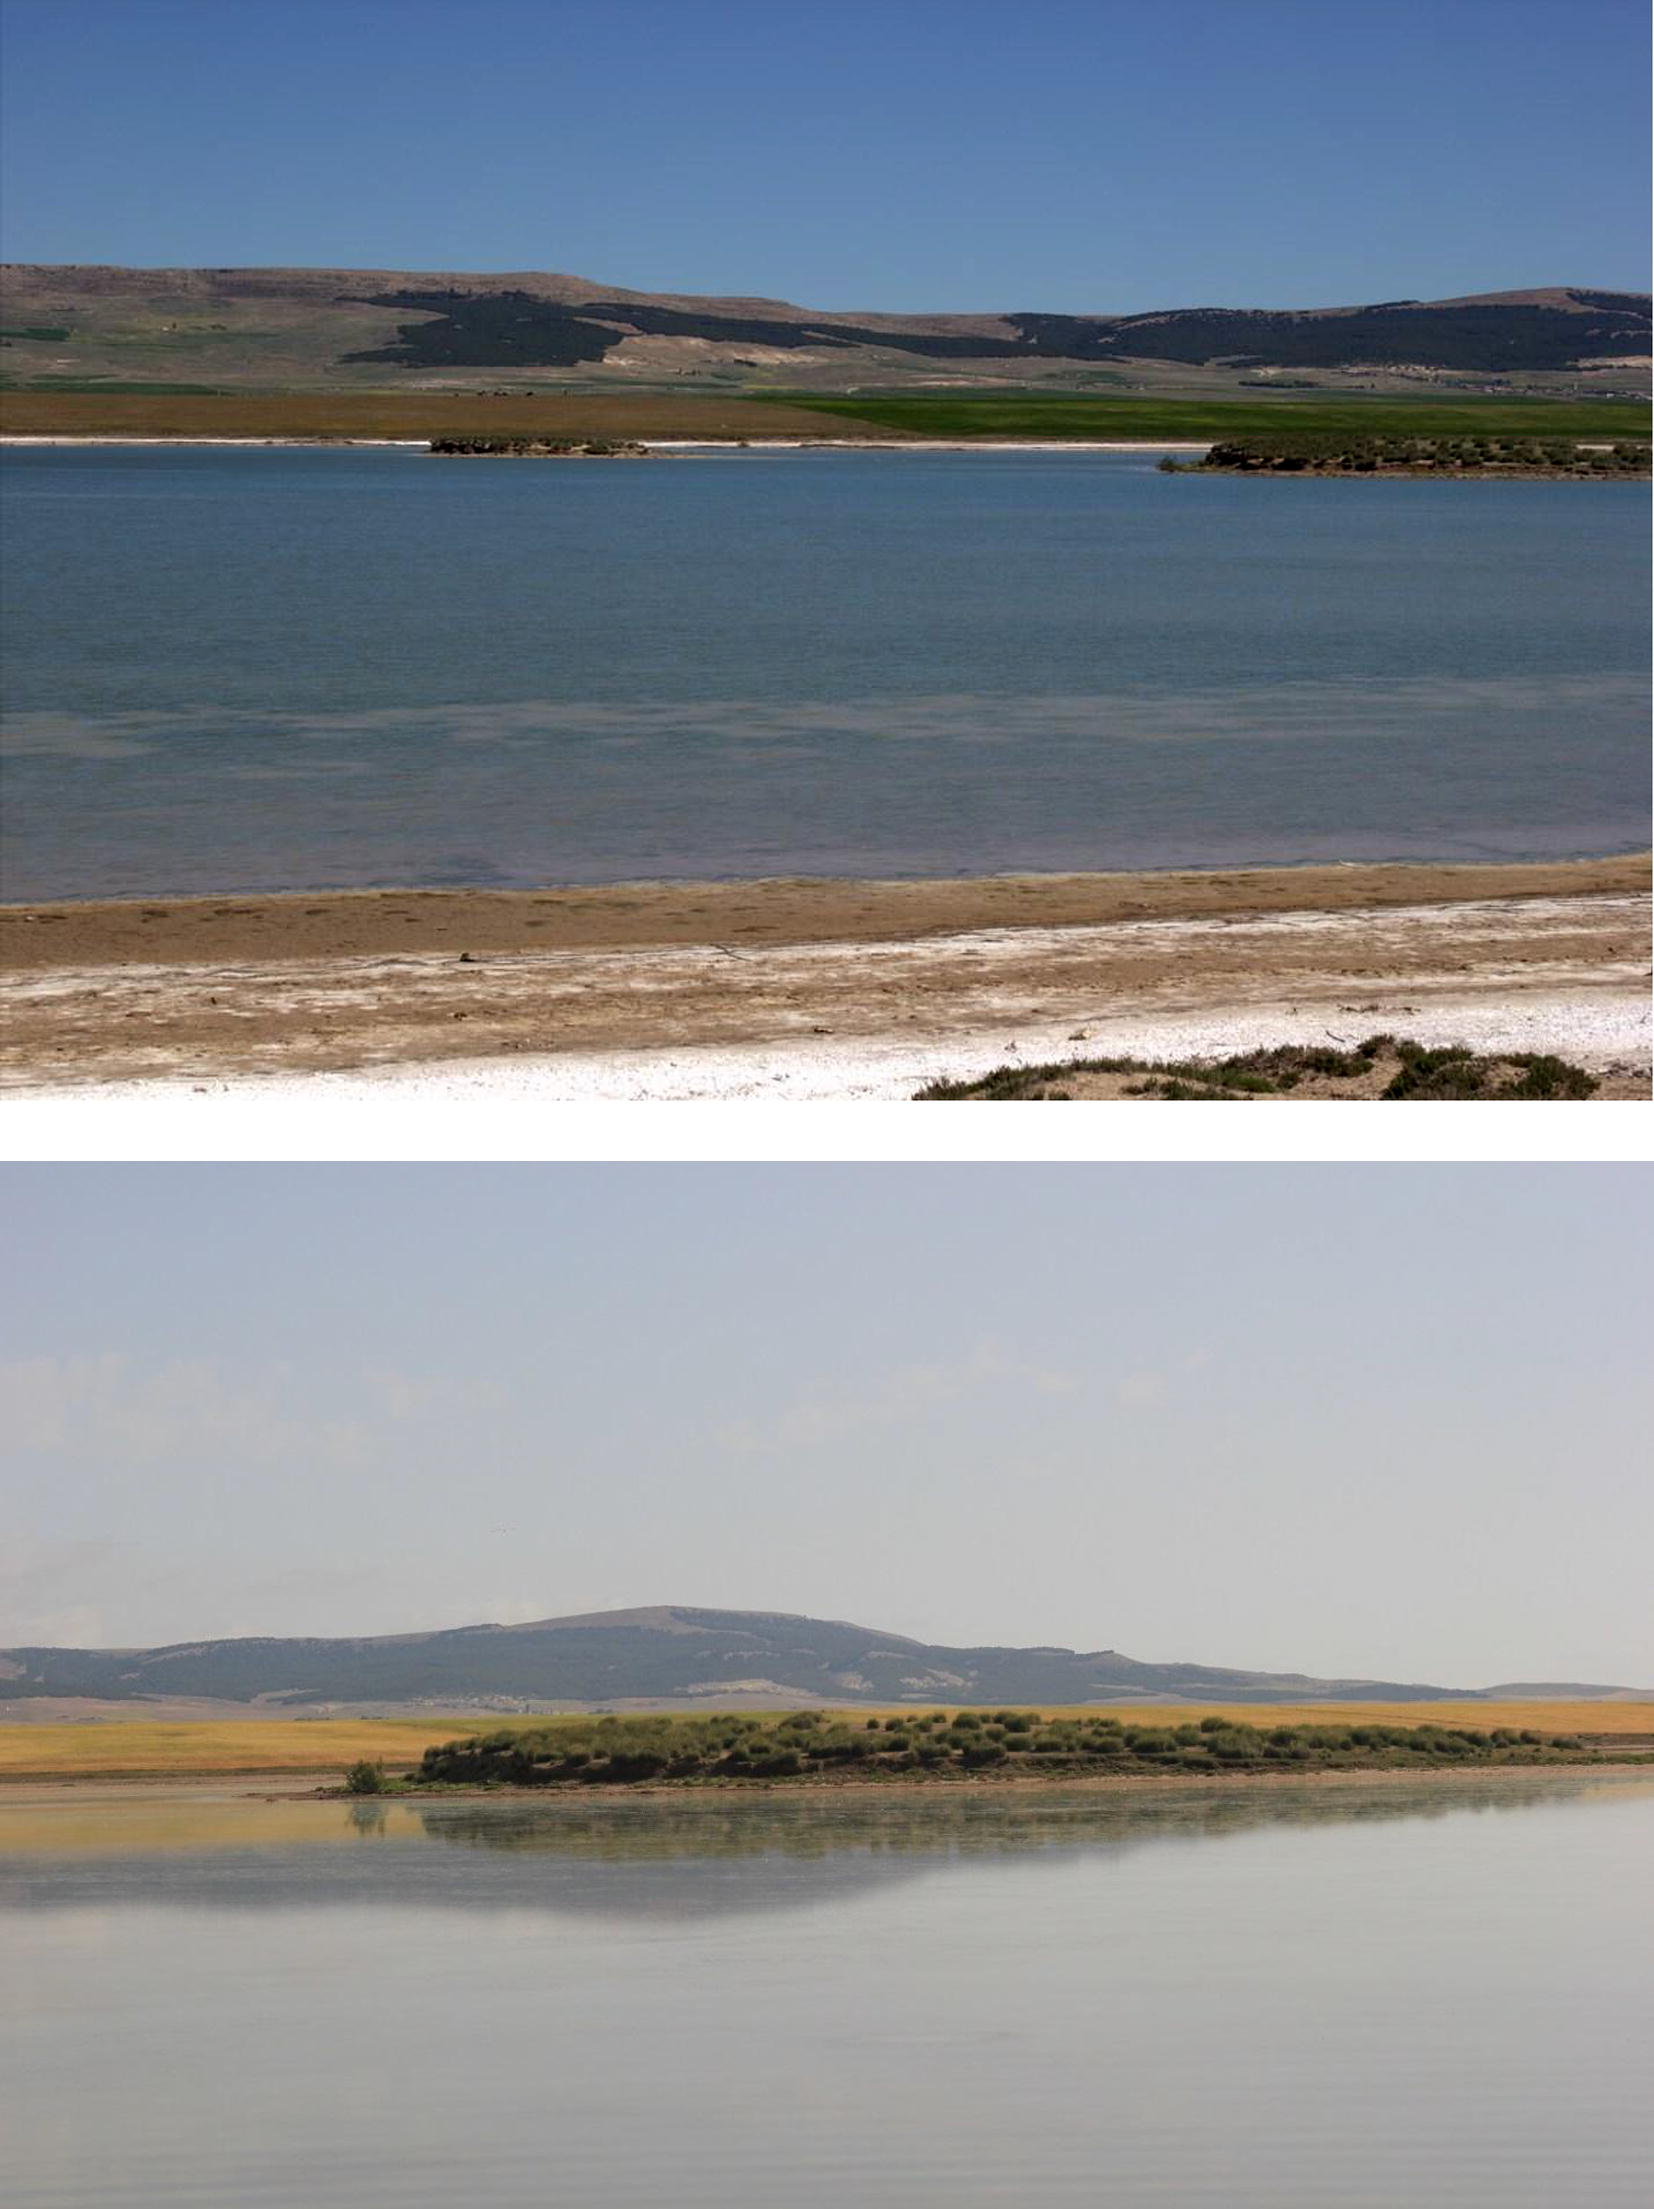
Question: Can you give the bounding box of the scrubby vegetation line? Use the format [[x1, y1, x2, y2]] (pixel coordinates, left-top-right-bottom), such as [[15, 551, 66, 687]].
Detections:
[[1170, 432, 1650, 478], [395, 1710, 1614, 1793], [916, 1036, 1604, 1103], [428, 435, 648, 457]]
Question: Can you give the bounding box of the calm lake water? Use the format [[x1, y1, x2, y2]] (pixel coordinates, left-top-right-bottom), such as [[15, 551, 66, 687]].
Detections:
[[1, 446, 1647, 900], [3, 1775, 1652, 2207]]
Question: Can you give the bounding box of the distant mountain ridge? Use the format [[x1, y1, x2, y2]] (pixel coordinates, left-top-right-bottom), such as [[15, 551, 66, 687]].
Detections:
[[2, 267, 1646, 392], [1, 1606, 1644, 1711]]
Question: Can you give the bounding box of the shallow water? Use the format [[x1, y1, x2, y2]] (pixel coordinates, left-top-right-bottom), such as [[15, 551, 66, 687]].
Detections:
[[3, 1775, 1652, 2206], [1, 446, 1647, 898]]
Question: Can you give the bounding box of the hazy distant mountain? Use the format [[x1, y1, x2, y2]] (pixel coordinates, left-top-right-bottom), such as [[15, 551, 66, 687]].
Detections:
[[2, 266, 1646, 393], [2, 1606, 1644, 1711]]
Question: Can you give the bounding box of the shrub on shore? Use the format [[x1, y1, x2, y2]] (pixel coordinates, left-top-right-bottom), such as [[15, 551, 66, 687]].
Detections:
[[916, 1036, 1602, 1103]]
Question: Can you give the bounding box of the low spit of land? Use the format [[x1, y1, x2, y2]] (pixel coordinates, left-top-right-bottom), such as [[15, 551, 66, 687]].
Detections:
[[1176, 433, 1649, 479], [2, 1702, 1649, 1784], [3, 858, 1646, 1098]]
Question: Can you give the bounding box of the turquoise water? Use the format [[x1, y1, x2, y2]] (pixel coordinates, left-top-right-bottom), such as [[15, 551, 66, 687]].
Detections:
[[3, 1777, 1651, 2206], [1, 446, 1647, 899]]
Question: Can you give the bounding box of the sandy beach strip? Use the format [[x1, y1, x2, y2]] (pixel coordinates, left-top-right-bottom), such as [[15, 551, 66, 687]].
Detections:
[[2, 860, 1646, 1102]]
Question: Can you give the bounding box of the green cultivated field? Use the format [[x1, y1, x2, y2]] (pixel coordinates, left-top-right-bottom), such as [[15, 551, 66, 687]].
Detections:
[[395, 1709, 1619, 1791], [793, 391, 1653, 442]]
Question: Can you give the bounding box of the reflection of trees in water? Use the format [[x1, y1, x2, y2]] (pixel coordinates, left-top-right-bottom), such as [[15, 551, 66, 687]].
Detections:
[[4, 1778, 1637, 1922], [415, 1776, 1610, 1865]]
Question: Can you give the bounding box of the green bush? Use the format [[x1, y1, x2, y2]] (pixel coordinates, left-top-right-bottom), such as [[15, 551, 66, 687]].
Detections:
[[343, 1758, 388, 1796], [408, 1706, 1602, 1788]]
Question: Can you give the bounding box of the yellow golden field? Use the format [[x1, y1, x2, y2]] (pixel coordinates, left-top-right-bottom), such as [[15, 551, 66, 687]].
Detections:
[[0, 1700, 1646, 1781], [0, 1718, 474, 1779]]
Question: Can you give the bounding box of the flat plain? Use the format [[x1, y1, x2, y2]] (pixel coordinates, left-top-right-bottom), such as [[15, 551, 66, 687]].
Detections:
[[3, 387, 1648, 442], [3, 1702, 1648, 1781], [0, 389, 875, 440]]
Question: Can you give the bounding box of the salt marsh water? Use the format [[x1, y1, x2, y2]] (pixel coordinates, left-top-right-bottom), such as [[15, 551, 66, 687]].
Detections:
[[0, 446, 1647, 900], [3, 1776, 1652, 2207]]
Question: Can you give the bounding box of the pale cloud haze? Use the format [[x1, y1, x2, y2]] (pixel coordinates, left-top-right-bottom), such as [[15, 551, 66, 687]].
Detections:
[[2, 1165, 1649, 1687]]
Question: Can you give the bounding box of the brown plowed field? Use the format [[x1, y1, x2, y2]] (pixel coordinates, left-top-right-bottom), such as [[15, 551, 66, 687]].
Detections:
[[0, 390, 883, 440]]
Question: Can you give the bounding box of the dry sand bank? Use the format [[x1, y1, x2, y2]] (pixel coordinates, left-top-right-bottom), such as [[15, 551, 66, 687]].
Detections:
[[2, 861, 1647, 1098], [8, 859, 1640, 969]]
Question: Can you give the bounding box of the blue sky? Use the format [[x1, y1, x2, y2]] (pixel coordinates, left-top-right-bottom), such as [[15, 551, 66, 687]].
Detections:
[[3, 1165, 1650, 1685], [1, 0, 1647, 308]]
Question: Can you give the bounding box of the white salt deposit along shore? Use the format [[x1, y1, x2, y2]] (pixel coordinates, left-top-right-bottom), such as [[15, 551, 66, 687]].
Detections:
[[4, 989, 1645, 1122]]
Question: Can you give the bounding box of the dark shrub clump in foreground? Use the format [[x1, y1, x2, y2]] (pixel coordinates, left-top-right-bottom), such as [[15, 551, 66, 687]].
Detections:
[[917, 1035, 1601, 1102]]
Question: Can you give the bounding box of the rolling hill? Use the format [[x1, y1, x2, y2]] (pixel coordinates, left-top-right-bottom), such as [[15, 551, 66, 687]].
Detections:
[[1, 1605, 1644, 1713], [2, 266, 1646, 396]]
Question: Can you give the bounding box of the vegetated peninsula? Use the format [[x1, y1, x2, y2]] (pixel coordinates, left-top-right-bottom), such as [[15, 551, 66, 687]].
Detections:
[[3, 1606, 1647, 1715], [394, 1709, 1631, 1793], [1172, 432, 1651, 477]]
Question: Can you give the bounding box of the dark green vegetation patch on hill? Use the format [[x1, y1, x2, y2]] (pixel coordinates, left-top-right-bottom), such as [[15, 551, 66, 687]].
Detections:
[[412, 1711, 1610, 1789], [340, 288, 1034, 370], [917, 1038, 1602, 1102], [1021, 293, 1651, 372], [338, 289, 1653, 376]]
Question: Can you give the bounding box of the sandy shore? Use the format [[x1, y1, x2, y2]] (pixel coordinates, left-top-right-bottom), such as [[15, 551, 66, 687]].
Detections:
[[2, 859, 1647, 1101]]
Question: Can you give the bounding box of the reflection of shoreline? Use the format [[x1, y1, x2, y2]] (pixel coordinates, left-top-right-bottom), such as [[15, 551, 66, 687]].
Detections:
[[5, 1761, 1651, 1815], [4, 1774, 1650, 1921]]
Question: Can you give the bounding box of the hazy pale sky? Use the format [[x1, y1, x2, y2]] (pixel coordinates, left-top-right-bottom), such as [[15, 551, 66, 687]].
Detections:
[[1, 0, 1647, 307], [3, 1165, 1648, 1687]]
